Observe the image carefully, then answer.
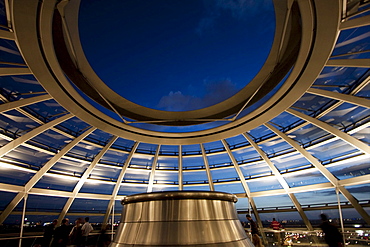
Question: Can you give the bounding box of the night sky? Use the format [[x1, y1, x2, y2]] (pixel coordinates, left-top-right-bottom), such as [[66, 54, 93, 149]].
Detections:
[[79, 0, 275, 111]]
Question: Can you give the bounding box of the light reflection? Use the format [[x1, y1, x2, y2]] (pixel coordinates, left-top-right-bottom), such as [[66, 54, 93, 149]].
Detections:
[[0, 161, 36, 173]]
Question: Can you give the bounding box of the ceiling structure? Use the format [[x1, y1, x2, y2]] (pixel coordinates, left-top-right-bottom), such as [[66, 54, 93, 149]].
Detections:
[[0, 0, 369, 231]]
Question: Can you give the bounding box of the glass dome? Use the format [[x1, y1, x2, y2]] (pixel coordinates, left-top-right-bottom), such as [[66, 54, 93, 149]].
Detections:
[[0, 0, 369, 241]]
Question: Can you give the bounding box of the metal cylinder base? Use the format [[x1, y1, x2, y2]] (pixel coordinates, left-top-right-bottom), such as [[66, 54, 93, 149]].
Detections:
[[110, 191, 253, 246]]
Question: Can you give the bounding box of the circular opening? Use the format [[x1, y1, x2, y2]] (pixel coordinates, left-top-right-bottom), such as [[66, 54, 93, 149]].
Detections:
[[79, 0, 275, 111]]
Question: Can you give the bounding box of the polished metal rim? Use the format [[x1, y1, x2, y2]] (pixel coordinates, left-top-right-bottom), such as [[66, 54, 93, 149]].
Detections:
[[122, 191, 238, 204], [11, 0, 341, 144]]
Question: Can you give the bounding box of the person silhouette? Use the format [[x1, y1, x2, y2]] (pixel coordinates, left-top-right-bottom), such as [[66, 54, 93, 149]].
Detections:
[[319, 214, 344, 247], [246, 214, 264, 247]]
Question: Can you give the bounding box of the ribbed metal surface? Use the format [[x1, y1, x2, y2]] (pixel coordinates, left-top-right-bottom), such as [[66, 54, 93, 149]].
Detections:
[[110, 191, 253, 246]]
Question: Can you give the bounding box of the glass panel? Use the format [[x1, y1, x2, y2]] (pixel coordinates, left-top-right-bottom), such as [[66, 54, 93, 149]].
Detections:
[[0, 75, 45, 96], [226, 135, 248, 147], [130, 153, 154, 169], [112, 138, 135, 150], [29, 100, 67, 121], [295, 189, 343, 210], [183, 185, 210, 191], [58, 116, 91, 134], [211, 167, 238, 182], [345, 183, 370, 201], [0, 137, 9, 146], [91, 165, 122, 180], [259, 211, 303, 227], [246, 177, 283, 192], [253, 194, 293, 208], [351, 128, 370, 145], [100, 149, 129, 165], [292, 93, 333, 114], [69, 142, 102, 160], [247, 125, 273, 140], [319, 103, 370, 127], [271, 152, 310, 171], [182, 144, 201, 155], [123, 169, 150, 184], [308, 139, 358, 161], [289, 123, 332, 145], [5, 145, 54, 167], [183, 170, 209, 184], [235, 197, 250, 212], [0, 39, 26, 65], [137, 143, 158, 154], [355, 83, 370, 98], [34, 174, 78, 192], [26, 194, 68, 213], [207, 152, 232, 168], [85, 129, 113, 144], [214, 183, 245, 194], [0, 164, 33, 186], [203, 140, 224, 153], [118, 184, 147, 196], [240, 161, 271, 178], [113, 198, 122, 213], [258, 137, 294, 156], [313, 66, 368, 89], [68, 198, 109, 217], [333, 25, 370, 56], [152, 185, 178, 192], [182, 156, 204, 169], [0, 109, 40, 133], [326, 155, 370, 180], [270, 111, 302, 129], [160, 145, 178, 155], [53, 158, 90, 175], [0, 191, 17, 210], [157, 156, 178, 169], [79, 182, 114, 195], [30, 129, 72, 150], [152, 170, 178, 184], [284, 170, 329, 187], [232, 146, 261, 164]]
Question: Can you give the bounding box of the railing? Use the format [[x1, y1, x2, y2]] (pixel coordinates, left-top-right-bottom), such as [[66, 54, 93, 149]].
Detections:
[[0, 228, 369, 247], [245, 228, 370, 247], [0, 231, 114, 247]]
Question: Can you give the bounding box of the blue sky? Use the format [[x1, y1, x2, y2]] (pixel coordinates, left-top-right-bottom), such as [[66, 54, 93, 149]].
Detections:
[[79, 0, 275, 111]]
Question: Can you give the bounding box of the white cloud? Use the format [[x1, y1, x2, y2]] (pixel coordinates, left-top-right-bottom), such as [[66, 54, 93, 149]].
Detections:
[[157, 79, 239, 111]]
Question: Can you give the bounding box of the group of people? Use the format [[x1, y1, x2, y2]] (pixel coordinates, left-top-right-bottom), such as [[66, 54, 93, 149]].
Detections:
[[245, 214, 344, 247], [40, 217, 93, 247]]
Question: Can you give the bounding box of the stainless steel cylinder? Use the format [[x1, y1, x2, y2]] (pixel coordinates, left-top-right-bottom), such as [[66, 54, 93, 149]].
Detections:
[[110, 191, 253, 246]]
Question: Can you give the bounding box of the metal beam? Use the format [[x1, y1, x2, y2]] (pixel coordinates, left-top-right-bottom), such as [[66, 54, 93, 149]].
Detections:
[[200, 144, 214, 191], [147, 145, 160, 193], [0, 67, 31, 76], [243, 133, 314, 231], [0, 127, 95, 224], [102, 142, 139, 228], [0, 174, 368, 201], [57, 136, 118, 224], [221, 139, 250, 196], [340, 14, 370, 30], [307, 88, 370, 108], [286, 108, 370, 155], [0, 29, 15, 40], [326, 59, 370, 68], [0, 94, 52, 113], [265, 123, 370, 225], [0, 114, 73, 157], [178, 145, 183, 191], [221, 139, 262, 233]]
